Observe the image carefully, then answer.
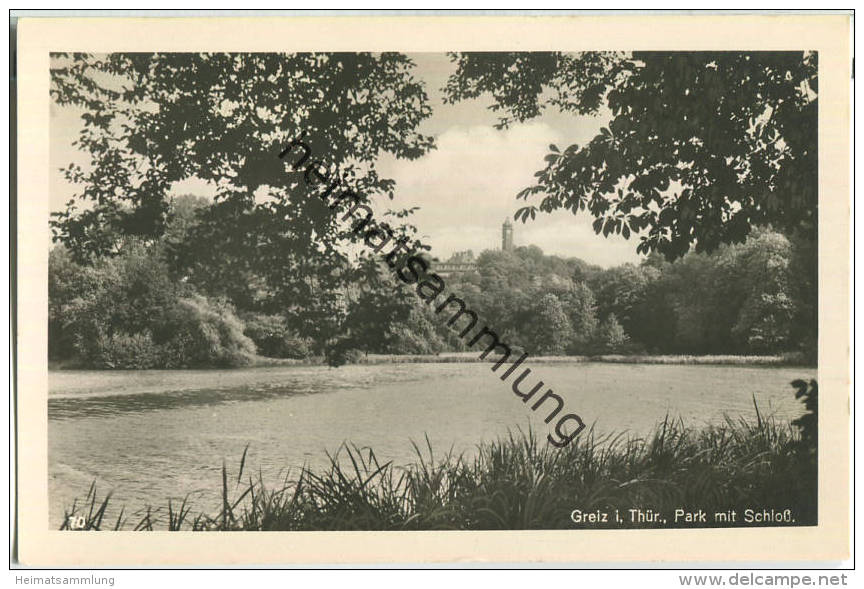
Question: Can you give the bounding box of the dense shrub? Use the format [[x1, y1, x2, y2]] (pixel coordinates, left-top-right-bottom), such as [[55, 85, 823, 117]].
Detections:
[[49, 242, 258, 369], [385, 307, 447, 355], [442, 232, 809, 359], [279, 336, 312, 360], [524, 293, 572, 355], [242, 313, 285, 356], [241, 313, 311, 359], [324, 339, 366, 367], [92, 332, 161, 369], [50, 242, 188, 367], [49, 247, 87, 360], [49, 221, 814, 366], [155, 295, 256, 368], [791, 379, 818, 449], [593, 313, 630, 353]]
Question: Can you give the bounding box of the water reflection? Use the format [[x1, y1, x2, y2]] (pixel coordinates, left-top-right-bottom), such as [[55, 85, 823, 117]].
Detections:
[[49, 382, 326, 420]]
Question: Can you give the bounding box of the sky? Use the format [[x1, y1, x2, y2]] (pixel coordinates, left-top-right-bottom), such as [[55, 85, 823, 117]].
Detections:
[[49, 52, 644, 268]]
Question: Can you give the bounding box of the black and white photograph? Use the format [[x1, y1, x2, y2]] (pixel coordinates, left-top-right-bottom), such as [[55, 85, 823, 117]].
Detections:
[[13, 12, 852, 567]]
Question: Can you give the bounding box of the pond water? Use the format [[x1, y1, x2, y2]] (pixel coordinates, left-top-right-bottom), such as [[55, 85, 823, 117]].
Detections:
[[48, 362, 814, 528]]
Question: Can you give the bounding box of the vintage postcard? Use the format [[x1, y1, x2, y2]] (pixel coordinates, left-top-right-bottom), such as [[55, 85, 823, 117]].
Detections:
[[14, 13, 851, 566]]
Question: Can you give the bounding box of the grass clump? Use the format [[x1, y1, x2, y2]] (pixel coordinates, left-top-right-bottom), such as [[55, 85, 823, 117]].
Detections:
[[61, 382, 818, 531]]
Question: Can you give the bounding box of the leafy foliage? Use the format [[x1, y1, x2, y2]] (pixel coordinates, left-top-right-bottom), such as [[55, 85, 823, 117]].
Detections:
[[791, 379, 818, 449], [524, 293, 572, 355], [92, 332, 161, 370], [241, 313, 311, 359], [50, 52, 435, 345], [50, 52, 818, 367], [155, 295, 256, 368], [49, 240, 254, 369], [49, 241, 185, 366], [50, 225, 810, 367], [385, 306, 449, 355], [445, 51, 817, 260], [444, 232, 804, 357], [593, 313, 630, 353]]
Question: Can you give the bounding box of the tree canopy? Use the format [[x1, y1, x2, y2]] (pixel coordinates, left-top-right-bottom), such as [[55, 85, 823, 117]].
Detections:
[[445, 51, 817, 259], [48, 51, 818, 365], [51, 52, 435, 336], [51, 53, 433, 247]]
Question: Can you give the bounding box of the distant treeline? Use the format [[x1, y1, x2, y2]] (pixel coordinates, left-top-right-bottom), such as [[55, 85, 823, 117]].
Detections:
[[445, 230, 815, 360], [49, 196, 816, 369]]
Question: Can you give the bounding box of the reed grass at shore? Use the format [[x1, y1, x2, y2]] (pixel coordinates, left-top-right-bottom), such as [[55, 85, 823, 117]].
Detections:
[[61, 399, 817, 531]]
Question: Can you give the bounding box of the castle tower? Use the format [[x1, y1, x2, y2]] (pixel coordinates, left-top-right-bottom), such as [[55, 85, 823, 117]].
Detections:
[[502, 218, 514, 252]]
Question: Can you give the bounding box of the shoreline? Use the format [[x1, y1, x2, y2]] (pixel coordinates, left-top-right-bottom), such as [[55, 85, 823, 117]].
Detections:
[[349, 352, 810, 367], [49, 352, 813, 371]]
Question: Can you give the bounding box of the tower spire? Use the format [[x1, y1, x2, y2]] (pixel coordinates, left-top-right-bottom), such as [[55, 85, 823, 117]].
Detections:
[[502, 218, 514, 252]]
